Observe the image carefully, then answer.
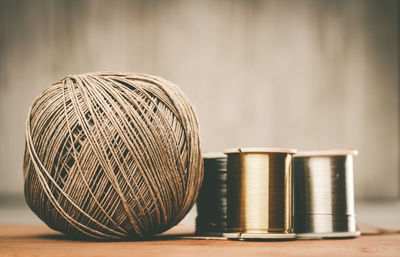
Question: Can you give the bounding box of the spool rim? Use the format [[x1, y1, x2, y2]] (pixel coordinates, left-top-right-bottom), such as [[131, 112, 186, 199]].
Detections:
[[296, 230, 360, 239], [224, 147, 297, 154], [294, 149, 358, 157], [223, 232, 297, 240]]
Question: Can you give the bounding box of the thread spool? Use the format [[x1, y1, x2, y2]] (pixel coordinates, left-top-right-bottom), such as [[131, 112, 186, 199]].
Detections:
[[223, 148, 297, 240], [294, 149, 360, 239], [196, 153, 227, 236]]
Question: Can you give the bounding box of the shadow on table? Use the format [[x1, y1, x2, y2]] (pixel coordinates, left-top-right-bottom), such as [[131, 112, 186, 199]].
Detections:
[[27, 233, 200, 242]]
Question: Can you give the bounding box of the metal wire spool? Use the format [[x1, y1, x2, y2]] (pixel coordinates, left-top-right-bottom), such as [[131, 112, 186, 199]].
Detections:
[[196, 153, 227, 235], [294, 149, 360, 239], [223, 148, 297, 240]]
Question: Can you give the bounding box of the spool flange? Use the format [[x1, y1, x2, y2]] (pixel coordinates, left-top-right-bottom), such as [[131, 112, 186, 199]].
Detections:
[[223, 232, 297, 240]]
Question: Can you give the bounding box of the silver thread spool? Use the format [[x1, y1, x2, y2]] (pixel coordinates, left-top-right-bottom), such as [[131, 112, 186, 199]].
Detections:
[[223, 148, 297, 240], [294, 149, 360, 239], [196, 153, 227, 236]]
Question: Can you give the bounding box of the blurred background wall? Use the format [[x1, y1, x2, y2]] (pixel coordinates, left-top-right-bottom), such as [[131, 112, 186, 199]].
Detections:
[[0, 0, 398, 201]]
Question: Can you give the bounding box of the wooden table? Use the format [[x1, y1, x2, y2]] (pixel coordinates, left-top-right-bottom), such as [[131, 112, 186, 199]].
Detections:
[[0, 225, 399, 257]]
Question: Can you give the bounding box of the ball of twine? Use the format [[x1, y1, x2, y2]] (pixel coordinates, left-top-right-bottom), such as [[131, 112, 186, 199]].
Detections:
[[23, 72, 203, 240]]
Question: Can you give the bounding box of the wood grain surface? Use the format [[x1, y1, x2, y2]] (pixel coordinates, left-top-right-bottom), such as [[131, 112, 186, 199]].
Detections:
[[0, 225, 399, 257]]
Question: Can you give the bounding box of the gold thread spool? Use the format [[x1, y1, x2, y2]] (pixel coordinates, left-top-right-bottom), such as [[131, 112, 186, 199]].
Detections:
[[223, 148, 297, 240], [294, 149, 360, 239]]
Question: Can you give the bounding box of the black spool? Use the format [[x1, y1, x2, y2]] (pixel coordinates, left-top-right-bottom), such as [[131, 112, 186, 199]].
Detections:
[[196, 153, 227, 235]]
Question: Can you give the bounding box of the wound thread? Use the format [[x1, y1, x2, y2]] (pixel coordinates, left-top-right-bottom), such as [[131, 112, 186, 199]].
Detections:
[[224, 148, 296, 240], [294, 149, 359, 239], [196, 153, 227, 235]]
